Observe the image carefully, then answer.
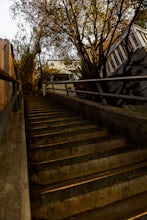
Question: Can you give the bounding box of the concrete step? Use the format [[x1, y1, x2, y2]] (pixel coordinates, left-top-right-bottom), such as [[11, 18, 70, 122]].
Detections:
[[29, 115, 83, 128], [29, 127, 109, 146], [29, 122, 99, 136], [28, 112, 79, 122], [30, 162, 147, 219], [27, 109, 74, 117], [29, 120, 95, 135], [27, 108, 61, 113], [29, 136, 127, 162], [29, 146, 147, 185], [67, 192, 147, 220]]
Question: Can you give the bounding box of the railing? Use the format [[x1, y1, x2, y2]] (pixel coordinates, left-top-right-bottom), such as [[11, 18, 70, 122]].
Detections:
[[0, 67, 21, 111], [46, 75, 147, 106], [0, 67, 21, 141]]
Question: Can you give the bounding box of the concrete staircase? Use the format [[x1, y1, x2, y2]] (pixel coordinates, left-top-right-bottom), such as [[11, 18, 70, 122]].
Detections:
[[25, 96, 147, 220]]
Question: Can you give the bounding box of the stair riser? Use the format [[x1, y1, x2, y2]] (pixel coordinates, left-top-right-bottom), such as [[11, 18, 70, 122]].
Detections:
[[29, 130, 108, 146], [31, 150, 147, 185], [29, 138, 127, 162], [31, 175, 147, 220]]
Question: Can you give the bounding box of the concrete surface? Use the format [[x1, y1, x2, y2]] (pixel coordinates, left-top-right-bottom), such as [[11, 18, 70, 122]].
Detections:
[[0, 93, 146, 219], [47, 93, 147, 144], [0, 94, 17, 142], [0, 98, 31, 220]]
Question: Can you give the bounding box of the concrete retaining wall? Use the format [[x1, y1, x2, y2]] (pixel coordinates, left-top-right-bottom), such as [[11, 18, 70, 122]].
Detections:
[[0, 95, 17, 142], [0, 97, 31, 220], [48, 93, 147, 144]]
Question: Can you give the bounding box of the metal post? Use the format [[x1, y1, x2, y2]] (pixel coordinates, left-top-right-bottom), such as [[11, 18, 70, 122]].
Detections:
[[96, 82, 107, 104], [65, 83, 69, 96], [38, 52, 43, 80], [52, 83, 55, 93]]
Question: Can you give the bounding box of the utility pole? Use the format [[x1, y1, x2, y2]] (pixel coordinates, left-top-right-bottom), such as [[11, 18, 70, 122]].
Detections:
[[38, 51, 43, 80], [36, 42, 43, 80]]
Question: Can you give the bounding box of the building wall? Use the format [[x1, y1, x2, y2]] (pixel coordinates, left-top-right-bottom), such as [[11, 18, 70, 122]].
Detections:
[[47, 60, 80, 79], [47, 82, 76, 96], [106, 25, 147, 77], [0, 39, 15, 111]]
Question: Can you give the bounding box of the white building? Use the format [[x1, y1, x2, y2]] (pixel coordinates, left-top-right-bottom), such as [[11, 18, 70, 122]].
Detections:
[[47, 59, 80, 80], [105, 24, 147, 99], [106, 24, 147, 77]]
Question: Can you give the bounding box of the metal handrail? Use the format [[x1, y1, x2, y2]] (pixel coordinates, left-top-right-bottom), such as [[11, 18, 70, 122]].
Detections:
[[0, 67, 19, 83], [0, 68, 21, 111], [48, 75, 147, 84], [47, 75, 147, 104]]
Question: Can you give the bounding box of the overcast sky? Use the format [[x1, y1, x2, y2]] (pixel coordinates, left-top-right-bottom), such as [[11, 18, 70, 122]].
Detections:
[[0, 0, 18, 41]]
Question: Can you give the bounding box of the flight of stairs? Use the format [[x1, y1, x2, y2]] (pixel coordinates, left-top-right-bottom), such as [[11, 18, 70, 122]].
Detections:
[[25, 96, 147, 220]]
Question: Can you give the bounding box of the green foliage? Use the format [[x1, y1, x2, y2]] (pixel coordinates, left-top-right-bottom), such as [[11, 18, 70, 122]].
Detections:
[[135, 8, 147, 28]]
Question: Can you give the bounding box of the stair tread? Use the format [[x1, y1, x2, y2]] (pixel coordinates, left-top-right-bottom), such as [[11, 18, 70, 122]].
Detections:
[[27, 109, 72, 115], [69, 192, 147, 220], [28, 113, 79, 121], [30, 135, 125, 150], [29, 120, 94, 130], [30, 145, 146, 168], [30, 124, 100, 138], [29, 129, 109, 147], [30, 161, 147, 196], [29, 116, 83, 124]]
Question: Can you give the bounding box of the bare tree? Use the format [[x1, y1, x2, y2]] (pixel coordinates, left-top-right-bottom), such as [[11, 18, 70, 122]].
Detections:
[[11, 0, 144, 79]]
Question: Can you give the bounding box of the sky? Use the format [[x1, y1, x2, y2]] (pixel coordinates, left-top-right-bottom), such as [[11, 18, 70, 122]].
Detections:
[[0, 0, 18, 41]]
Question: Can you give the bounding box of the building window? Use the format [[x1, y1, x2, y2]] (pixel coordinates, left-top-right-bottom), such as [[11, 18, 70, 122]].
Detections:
[[121, 41, 128, 57], [136, 30, 147, 45], [128, 38, 134, 52], [107, 58, 114, 73], [50, 62, 54, 66], [106, 62, 111, 75], [116, 46, 125, 62], [113, 51, 120, 66], [140, 32, 147, 44], [131, 33, 139, 47], [109, 56, 115, 69]]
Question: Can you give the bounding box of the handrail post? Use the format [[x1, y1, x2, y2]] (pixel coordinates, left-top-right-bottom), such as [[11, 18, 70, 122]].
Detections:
[[13, 82, 21, 112], [52, 82, 55, 93], [96, 82, 107, 104], [65, 83, 69, 96]]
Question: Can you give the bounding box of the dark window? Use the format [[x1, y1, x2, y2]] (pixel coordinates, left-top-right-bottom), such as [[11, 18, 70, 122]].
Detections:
[[109, 56, 115, 69], [117, 46, 125, 62], [131, 33, 139, 47], [113, 51, 120, 66]]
